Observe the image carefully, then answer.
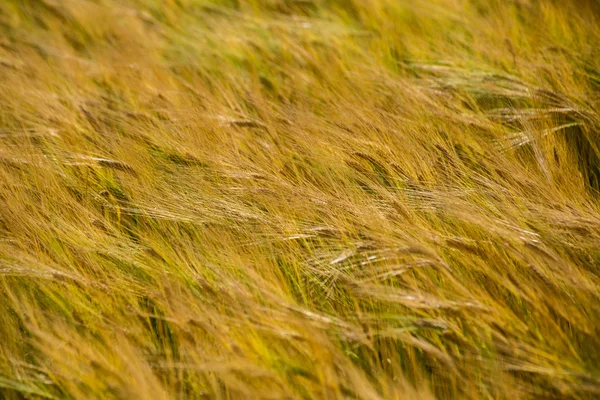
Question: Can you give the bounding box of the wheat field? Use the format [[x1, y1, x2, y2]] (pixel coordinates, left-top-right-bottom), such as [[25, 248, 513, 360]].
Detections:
[[0, 0, 599, 399]]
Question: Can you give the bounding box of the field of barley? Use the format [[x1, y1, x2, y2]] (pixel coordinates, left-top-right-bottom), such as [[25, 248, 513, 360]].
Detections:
[[0, 0, 599, 399]]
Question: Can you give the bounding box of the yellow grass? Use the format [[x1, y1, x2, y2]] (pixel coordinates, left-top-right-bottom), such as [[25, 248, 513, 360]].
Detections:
[[1, 0, 600, 398]]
